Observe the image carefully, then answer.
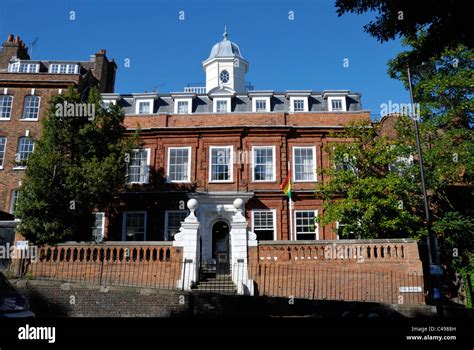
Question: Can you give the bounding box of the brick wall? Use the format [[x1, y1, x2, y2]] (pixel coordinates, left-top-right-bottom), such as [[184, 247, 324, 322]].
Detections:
[[12, 279, 190, 317], [247, 239, 426, 304]]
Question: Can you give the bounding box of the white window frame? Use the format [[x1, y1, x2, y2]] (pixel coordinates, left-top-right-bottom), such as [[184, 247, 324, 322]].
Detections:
[[101, 99, 116, 110], [92, 212, 105, 242], [164, 210, 189, 241], [213, 97, 231, 113], [252, 146, 276, 182], [0, 95, 13, 120], [126, 148, 151, 184], [14, 137, 35, 169], [0, 137, 6, 170], [252, 97, 271, 112], [251, 209, 277, 241], [8, 62, 39, 73], [122, 211, 147, 241], [292, 146, 317, 182], [135, 99, 154, 114], [49, 63, 79, 74], [174, 98, 192, 114], [328, 96, 347, 112], [166, 146, 191, 183], [209, 145, 233, 183], [294, 210, 319, 240], [290, 96, 308, 112], [21, 95, 41, 120]]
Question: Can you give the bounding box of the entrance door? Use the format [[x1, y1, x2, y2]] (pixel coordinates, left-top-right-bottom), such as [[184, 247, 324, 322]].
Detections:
[[212, 221, 230, 274]]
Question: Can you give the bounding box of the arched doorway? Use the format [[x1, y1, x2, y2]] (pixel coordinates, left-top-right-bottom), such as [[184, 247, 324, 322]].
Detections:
[[212, 221, 230, 274]]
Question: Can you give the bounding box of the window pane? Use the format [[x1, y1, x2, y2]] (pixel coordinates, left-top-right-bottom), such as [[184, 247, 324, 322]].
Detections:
[[139, 102, 150, 114], [253, 147, 274, 181], [331, 99, 343, 111], [16, 137, 34, 167], [294, 147, 315, 181], [124, 212, 146, 241], [168, 148, 190, 182], [293, 99, 305, 111], [0, 96, 13, 119], [295, 211, 317, 240], [21, 96, 40, 119], [0, 137, 6, 168], [127, 149, 149, 183], [211, 147, 231, 181], [216, 100, 228, 113], [255, 99, 267, 111], [165, 211, 189, 240], [177, 101, 188, 114], [9, 190, 20, 214], [92, 213, 104, 242]]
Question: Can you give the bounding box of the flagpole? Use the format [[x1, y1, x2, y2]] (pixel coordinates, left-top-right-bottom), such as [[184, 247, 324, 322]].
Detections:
[[288, 161, 294, 241]]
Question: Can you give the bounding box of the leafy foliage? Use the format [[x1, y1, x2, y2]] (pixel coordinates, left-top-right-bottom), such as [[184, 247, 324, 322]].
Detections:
[[15, 87, 138, 244]]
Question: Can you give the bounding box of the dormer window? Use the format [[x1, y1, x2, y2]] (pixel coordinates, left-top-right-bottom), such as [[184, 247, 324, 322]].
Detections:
[[49, 63, 79, 74], [135, 99, 154, 114], [289, 97, 308, 112], [8, 62, 39, 73], [252, 97, 271, 112], [213, 98, 231, 113], [323, 91, 349, 112], [174, 98, 192, 114], [327, 96, 347, 112]]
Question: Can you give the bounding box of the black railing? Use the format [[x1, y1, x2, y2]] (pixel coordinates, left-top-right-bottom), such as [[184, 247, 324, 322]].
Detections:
[[10, 259, 427, 305]]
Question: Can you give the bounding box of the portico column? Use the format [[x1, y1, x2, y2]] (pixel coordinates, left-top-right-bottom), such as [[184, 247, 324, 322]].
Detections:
[[173, 199, 200, 290], [230, 198, 254, 295]]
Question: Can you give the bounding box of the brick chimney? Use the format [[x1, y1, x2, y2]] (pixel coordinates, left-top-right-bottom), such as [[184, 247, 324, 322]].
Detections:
[[0, 34, 30, 70], [91, 49, 117, 93]]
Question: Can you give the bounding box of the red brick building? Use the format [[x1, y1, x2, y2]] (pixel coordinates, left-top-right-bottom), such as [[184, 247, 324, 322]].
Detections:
[[0, 34, 117, 218], [101, 30, 371, 265]]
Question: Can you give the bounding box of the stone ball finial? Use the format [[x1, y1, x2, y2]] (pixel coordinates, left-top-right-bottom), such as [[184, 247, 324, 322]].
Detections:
[[233, 198, 243, 210], [187, 199, 198, 211]]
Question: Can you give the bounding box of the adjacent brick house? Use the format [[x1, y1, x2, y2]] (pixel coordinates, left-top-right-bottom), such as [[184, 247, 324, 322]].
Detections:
[[0, 34, 117, 218]]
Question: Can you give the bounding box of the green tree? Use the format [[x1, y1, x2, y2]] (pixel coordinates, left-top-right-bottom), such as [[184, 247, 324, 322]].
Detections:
[[15, 87, 138, 244], [335, 0, 473, 66]]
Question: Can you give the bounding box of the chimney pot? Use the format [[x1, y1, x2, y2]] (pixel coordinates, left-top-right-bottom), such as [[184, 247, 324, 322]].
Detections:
[[7, 34, 13, 42], [15, 36, 20, 44]]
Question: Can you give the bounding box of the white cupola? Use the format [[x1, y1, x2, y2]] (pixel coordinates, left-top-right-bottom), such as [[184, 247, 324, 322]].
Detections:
[[202, 27, 249, 93]]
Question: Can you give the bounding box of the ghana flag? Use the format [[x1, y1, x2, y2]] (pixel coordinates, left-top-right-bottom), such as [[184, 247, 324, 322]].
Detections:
[[280, 170, 292, 198]]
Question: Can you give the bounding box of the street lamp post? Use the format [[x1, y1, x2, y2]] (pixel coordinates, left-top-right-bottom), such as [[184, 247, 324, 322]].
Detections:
[[406, 65, 444, 317]]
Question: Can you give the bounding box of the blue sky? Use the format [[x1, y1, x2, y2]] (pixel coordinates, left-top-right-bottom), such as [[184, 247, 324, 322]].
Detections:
[[0, 0, 412, 119]]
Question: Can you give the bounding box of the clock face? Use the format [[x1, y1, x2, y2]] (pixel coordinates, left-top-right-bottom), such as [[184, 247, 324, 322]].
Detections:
[[220, 70, 229, 83]]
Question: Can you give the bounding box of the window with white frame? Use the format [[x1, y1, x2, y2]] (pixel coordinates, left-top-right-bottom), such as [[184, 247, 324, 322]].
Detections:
[[8, 62, 39, 73], [126, 149, 150, 183], [331, 99, 343, 111], [21, 95, 40, 120], [165, 210, 189, 240], [175, 99, 191, 114], [92, 212, 105, 242], [252, 97, 271, 112], [101, 99, 116, 110], [136, 100, 152, 114], [9, 189, 19, 214], [293, 146, 316, 182], [49, 63, 78, 74], [0, 137, 6, 169], [15, 137, 34, 168], [210, 146, 232, 182], [295, 210, 318, 240], [122, 211, 146, 241], [213, 98, 230, 113], [252, 210, 276, 241], [0, 95, 13, 120], [252, 146, 275, 182], [290, 97, 308, 112], [328, 96, 347, 112], [167, 147, 191, 182]]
